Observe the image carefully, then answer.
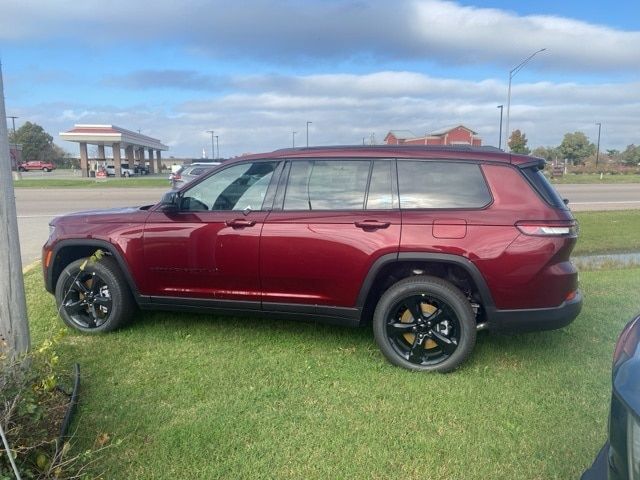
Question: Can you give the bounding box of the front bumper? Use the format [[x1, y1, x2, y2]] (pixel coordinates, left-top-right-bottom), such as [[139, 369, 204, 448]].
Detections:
[[487, 290, 583, 333]]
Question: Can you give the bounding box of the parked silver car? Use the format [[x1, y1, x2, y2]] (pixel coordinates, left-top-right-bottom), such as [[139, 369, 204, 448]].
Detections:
[[170, 162, 220, 189]]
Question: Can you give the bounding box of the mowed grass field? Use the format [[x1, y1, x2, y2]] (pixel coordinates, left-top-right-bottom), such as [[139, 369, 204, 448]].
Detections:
[[550, 173, 640, 184], [574, 210, 640, 255], [26, 265, 640, 479]]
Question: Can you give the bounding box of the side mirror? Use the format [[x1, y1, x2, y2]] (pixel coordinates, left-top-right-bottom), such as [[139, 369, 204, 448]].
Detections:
[[159, 191, 180, 212], [563, 198, 570, 206]]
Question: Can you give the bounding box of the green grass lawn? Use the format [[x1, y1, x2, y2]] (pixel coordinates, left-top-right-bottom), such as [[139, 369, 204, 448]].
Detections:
[[550, 173, 640, 184], [14, 178, 168, 188], [25, 267, 640, 479], [574, 210, 640, 255]]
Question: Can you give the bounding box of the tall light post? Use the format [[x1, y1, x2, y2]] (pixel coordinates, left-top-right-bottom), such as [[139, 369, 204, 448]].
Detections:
[[595, 122, 602, 168], [292, 131, 297, 148], [505, 48, 546, 151], [206, 130, 215, 159], [215, 135, 219, 160], [6, 115, 18, 169], [306, 121, 312, 147], [496, 105, 503, 150]]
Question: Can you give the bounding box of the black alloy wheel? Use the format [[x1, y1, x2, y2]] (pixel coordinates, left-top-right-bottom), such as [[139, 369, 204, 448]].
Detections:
[[373, 276, 476, 372], [55, 256, 135, 333]]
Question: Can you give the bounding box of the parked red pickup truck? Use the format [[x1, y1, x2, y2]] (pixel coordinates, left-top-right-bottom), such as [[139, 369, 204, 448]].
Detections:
[[19, 161, 55, 172]]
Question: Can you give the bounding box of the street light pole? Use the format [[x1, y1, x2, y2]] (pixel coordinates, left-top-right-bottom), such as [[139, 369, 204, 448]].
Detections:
[[0, 62, 30, 356], [206, 130, 215, 159], [215, 135, 219, 160], [6, 115, 18, 174], [496, 105, 503, 150], [306, 121, 312, 147], [505, 48, 546, 151], [595, 122, 602, 168], [292, 131, 297, 148]]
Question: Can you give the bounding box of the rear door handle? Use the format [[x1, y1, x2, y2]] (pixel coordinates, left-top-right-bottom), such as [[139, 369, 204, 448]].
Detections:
[[226, 219, 257, 228], [354, 220, 391, 230]]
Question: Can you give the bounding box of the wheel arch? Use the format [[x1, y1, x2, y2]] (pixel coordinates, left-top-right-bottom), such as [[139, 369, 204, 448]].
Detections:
[[46, 239, 140, 301], [356, 252, 495, 325]]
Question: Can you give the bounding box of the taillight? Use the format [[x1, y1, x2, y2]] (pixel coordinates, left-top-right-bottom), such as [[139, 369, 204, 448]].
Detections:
[[516, 222, 579, 237], [613, 316, 640, 365]]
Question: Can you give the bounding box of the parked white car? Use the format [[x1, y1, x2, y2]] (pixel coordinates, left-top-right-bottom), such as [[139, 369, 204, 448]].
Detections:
[[106, 163, 136, 177]]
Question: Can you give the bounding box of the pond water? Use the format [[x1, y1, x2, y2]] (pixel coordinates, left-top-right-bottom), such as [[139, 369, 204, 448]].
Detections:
[[572, 252, 640, 270]]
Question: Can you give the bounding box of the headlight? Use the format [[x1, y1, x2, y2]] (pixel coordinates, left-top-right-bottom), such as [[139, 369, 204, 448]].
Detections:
[[48, 225, 55, 237], [629, 413, 640, 479]]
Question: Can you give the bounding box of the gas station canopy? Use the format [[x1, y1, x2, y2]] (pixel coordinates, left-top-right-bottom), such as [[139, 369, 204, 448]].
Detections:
[[60, 124, 169, 177]]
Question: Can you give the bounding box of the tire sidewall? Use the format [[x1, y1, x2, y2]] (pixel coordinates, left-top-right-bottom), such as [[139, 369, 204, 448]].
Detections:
[[373, 276, 476, 372], [55, 257, 130, 333]]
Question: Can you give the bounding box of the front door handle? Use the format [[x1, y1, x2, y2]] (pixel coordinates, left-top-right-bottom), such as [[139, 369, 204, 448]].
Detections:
[[226, 219, 257, 228], [354, 220, 391, 230]]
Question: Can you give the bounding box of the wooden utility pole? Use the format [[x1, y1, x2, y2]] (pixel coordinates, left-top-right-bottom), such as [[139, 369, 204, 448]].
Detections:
[[0, 62, 30, 355]]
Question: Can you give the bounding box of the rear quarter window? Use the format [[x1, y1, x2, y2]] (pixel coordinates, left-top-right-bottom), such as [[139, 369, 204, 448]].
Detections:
[[521, 166, 568, 209], [398, 160, 491, 209]]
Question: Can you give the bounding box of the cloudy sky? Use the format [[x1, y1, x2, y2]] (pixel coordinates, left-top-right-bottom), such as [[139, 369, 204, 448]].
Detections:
[[1, 0, 639, 158]]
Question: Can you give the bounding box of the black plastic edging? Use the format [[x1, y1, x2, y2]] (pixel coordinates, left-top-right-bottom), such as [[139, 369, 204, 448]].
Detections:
[[58, 363, 80, 444]]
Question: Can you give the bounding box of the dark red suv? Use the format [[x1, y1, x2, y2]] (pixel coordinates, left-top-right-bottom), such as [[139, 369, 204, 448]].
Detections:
[[42, 145, 582, 372]]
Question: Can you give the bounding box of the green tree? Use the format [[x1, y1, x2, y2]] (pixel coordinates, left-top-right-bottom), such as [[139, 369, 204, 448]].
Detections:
[[531, 146, 558, 162], [508, 129, 530, 154], [558, 131, 595, 165], [621, 144, 640, 166], [8, 121, 55, 163], [606, 149, 620, 158]]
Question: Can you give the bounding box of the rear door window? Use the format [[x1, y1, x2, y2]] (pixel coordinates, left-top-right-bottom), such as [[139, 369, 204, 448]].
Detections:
[[397, 161, 491, 209], [283, 160, 371, 210]]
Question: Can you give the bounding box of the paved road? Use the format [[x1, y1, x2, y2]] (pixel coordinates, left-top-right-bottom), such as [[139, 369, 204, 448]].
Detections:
[[15, 183, 640, 268], [554, 184, 640, 211], [16, 187, 167, 268]]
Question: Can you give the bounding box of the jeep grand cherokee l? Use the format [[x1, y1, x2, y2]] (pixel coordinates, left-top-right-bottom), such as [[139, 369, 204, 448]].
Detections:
[[42, 145, 582, 372]]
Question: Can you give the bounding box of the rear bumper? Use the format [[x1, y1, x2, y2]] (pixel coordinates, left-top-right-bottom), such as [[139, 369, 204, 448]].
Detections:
[[487, 290, 582, 333]]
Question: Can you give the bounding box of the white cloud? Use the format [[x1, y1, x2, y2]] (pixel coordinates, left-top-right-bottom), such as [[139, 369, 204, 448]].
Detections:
[[14, 71, 638, 157]]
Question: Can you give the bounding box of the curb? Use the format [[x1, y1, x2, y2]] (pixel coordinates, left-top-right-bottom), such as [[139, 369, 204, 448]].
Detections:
[[22, 260, 41, 274]]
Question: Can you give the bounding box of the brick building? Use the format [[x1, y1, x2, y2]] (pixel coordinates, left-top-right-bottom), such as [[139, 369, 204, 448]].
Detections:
[[384, 125, 481, 146]]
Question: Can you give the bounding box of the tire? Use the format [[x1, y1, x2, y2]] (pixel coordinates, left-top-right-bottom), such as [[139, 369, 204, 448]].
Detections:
[[43, 167, 50, 172], [55, 256, 135, 333], [123, 171, 130, 178], [373, 276, 476, 373]]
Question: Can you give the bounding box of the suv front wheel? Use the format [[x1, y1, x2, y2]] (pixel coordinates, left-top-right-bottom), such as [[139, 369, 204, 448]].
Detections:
[[373, 276, 476, 372], [55, 256, 135, 333]]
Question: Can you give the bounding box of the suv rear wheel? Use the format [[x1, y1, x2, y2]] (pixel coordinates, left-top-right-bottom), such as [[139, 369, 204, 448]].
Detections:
[[373, 276, 476, 372], [55, 256, 135, 333]]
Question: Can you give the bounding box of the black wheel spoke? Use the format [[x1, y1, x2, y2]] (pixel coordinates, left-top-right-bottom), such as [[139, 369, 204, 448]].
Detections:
[[64, 299, 85, 314], [74, 279, 90, 294], [89, 274, 101, 294], [387, 322, 415, 335], [93, 296, 111, 308], [408, 335, 426, 363], [431, 330, 457, 355], [426, 308, 443, 323], [407, 297, 424, 323], [85, 306, 97, 327]]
